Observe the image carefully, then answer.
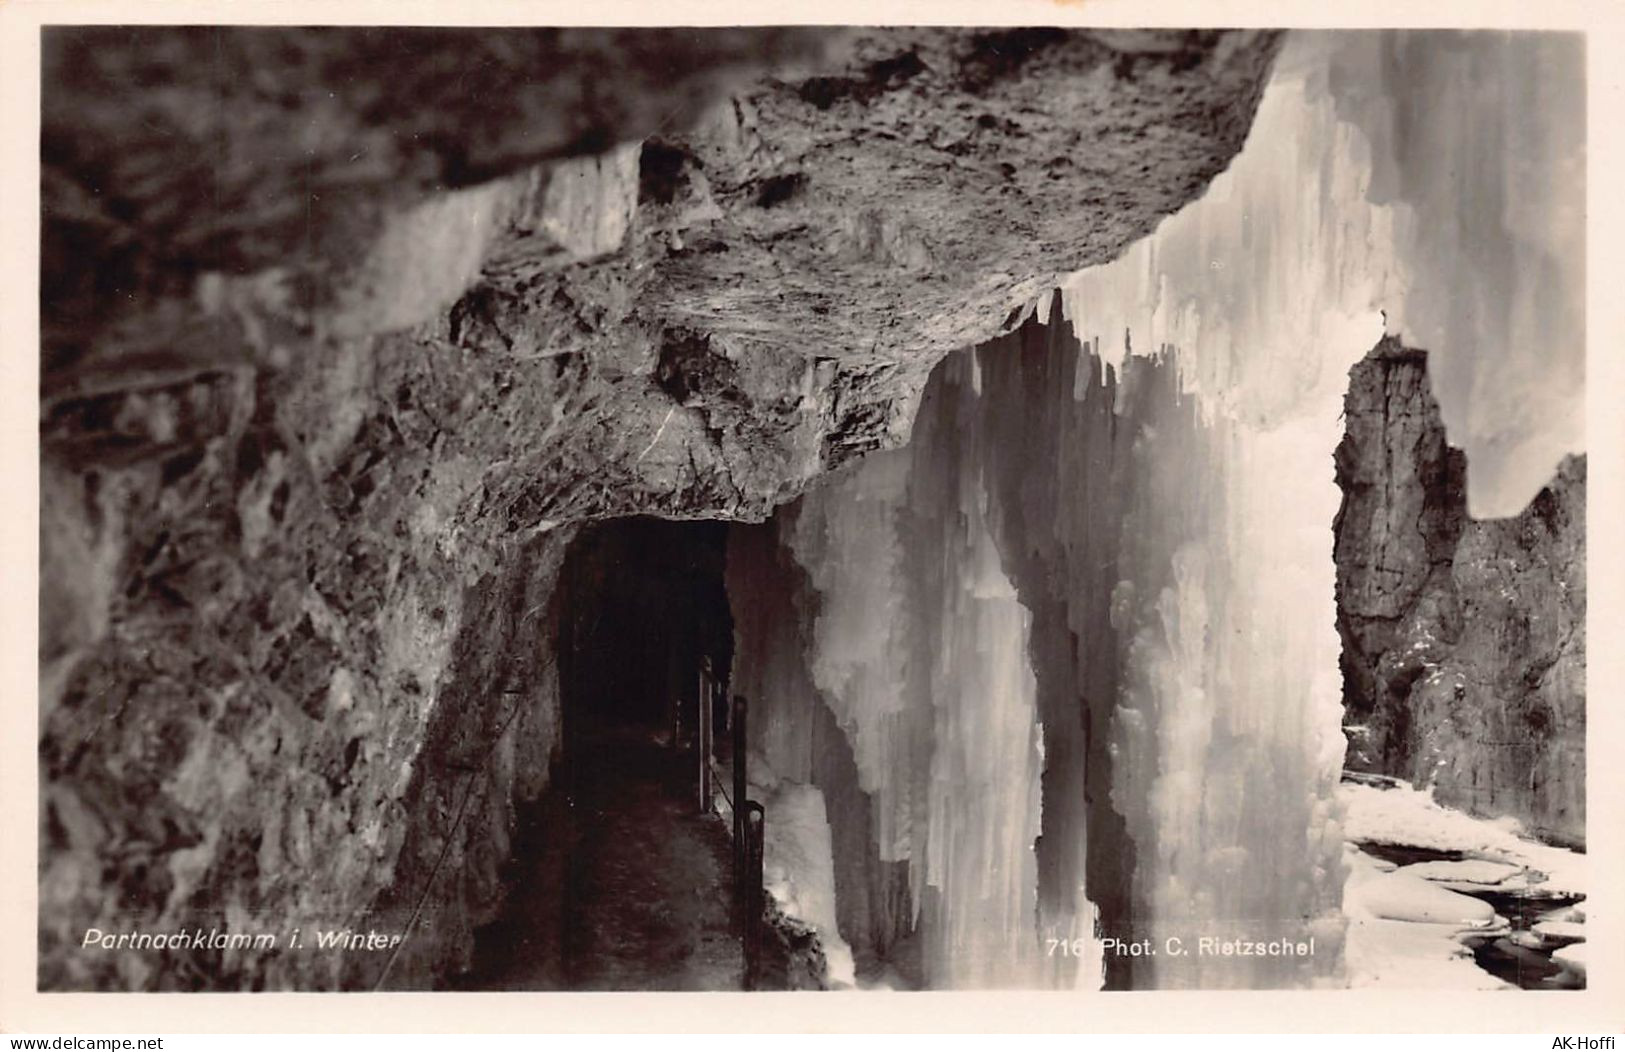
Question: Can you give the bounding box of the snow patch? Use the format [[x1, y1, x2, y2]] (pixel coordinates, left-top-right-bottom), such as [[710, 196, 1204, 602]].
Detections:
[[1355, 870, 1497, 927], [1397, 859, 1523, 887], [1342, 849, 1508, 990], [1340, 781, 1588, 896]]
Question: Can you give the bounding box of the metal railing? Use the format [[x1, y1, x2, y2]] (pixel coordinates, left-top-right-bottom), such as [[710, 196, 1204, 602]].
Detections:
[[693, 674, 766, 990]]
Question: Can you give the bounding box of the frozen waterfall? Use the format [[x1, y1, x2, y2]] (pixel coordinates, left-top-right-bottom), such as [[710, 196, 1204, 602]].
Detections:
[[725, 29, 1583, 991]]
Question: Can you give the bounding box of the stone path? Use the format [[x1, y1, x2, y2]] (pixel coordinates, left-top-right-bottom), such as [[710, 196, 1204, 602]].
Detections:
[[471, 734, 743, 991]]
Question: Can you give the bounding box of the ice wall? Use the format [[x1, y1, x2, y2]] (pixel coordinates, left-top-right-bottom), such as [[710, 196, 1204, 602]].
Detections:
[[1063, 30, 1584, 519], [1045, 32, 1393, 986], [729, 411, 1050, 988], [726, 522, 920, 981], [726, 29, 1582, 991], [1040, 28, 1580, 984], [731, 305, 1348, 990], [972, 316, 1348, 990]]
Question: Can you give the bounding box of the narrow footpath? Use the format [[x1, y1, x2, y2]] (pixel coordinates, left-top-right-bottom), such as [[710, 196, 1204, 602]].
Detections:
[[468, 731, 743, 990]]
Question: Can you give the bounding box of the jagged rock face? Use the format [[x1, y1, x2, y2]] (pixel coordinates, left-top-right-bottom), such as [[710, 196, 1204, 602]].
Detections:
[[44, 27, 1283, 524], [42, 28, 837, 295], [1334, 338, 1586, 847], [39, 27, 1283, 990]]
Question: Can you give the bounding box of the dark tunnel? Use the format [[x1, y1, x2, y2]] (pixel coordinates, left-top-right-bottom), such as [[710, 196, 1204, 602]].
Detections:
[[464, 516, 742, 990]]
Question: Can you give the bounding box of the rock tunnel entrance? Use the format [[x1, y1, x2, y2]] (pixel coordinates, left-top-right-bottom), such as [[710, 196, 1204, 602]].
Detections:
[[556, 517, 733, 767], [465, 517, 742, 990]]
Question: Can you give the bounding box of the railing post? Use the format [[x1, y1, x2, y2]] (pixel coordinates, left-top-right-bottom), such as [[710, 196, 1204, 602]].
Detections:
[[671, 655, 682, 754], [732, 695, 748, 886], [697, 665, 713, 812], [743, 801, 765, 990]]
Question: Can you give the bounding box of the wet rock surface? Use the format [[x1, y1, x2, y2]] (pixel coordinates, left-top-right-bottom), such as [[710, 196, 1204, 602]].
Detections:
[[1334, 337, 1586, 846], [39, 27, 1283, 989]]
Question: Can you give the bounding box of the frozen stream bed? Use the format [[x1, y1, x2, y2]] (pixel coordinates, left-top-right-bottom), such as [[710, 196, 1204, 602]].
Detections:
[[1340, 777, 1587, 990]]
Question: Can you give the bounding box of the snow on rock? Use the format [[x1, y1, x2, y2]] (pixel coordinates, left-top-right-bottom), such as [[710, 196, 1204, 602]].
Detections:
[[1332, 773, 1599, 995], [1552, 943, 1588, 976], [1342, 849, 1509, 989], [1356, 871, 1498, 927], [1340, 781, 1588, 897], [1345, 918, 1508, 990], [1531, 920, 1585, 944], [1398, 860, 1523, 887], [1339, 780, 1590, 989]]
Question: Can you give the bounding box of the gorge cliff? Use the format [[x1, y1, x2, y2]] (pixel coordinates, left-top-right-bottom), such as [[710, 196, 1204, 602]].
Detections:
[[1334, 338, 1586, 848]]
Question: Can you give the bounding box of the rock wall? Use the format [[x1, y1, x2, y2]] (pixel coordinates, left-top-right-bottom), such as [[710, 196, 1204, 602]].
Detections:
[[39, 27, 1283, 989], [1334, 338, 1586, 847]]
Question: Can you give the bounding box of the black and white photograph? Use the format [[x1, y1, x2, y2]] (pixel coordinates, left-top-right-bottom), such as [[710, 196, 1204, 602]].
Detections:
[[7, 2, 1620, 1035]]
